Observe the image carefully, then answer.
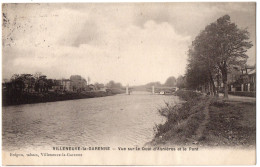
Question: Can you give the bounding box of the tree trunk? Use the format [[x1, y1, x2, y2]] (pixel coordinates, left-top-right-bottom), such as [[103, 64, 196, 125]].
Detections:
[[202, 84, 205, 94], [215, 74, 220, 97], [219, 61, 229, 99], [209, 71, 216, 96], [223, 80, 228, 99], [222, 68, 228, 99], [210, 78, 216, 96], [208, 82, 211, 95], [215, 87, 219, 97], [209, 82, 214, 96]]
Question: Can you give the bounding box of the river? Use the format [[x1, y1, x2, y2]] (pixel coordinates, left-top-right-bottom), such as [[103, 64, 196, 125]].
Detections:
[[2, 91, 180, 151]]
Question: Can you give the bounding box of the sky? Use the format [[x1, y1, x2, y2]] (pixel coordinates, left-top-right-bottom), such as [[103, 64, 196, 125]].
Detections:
[[2, 3, 256, 86]]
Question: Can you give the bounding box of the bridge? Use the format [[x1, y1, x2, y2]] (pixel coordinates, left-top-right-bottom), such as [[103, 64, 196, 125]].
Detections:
[[125, 85, 178, 95]]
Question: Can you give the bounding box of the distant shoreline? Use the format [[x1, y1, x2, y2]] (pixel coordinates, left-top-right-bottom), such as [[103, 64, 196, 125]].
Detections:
[[2, 89, 125, 107]]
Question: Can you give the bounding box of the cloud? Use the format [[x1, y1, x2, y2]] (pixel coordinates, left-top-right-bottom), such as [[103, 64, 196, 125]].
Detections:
[[2, 3, 256, 85]]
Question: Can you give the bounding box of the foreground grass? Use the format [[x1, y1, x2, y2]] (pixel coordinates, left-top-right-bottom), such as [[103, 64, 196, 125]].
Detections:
[[202, 100, 256, 147], [150, 90, 256, 148]]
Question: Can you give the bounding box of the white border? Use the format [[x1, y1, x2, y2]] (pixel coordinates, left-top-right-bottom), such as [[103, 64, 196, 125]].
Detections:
[[0, 1, 258, 167]]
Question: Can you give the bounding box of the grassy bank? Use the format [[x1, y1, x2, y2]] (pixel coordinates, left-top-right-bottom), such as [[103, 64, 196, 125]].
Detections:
[[150, 90, 256, 148], [150, 90, 208, 146], [2, 88, 125, 106]]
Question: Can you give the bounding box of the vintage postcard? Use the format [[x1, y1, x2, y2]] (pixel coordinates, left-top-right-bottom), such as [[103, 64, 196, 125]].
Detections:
[[1, 2, 256, 165]]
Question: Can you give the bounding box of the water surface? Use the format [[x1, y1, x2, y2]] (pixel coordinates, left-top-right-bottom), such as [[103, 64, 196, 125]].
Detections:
[[3, 91, 179, 151]]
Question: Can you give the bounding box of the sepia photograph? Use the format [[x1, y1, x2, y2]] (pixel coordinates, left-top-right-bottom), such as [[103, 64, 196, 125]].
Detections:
[[1, 2, 256, 165]]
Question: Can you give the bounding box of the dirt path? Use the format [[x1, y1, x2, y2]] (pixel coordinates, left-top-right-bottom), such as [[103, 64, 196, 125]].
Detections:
[[219, 93, 256, 103], [183, 97, 211, 145], [188, 98, 211, 144], [195, 99, 211, 141]]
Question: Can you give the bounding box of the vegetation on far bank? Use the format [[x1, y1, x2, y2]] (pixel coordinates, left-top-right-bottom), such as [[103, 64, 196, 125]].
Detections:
[[150, 90, 256, 148], [2, 88, 125, 106], [2, 72, 126, 106]]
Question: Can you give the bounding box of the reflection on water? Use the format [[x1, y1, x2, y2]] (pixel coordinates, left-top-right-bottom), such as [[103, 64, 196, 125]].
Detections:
[[2, 91, 179, 151]]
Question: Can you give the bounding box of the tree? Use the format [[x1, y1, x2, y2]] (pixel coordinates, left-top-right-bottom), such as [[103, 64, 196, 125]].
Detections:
[[106, 80, 123, 89], [176, 75, 186, 89], [70, 75, 86, 92], [188, 30, 219, 95], [47, 79, 54, 89], [106, 80, 115, 88], [204, 15, 252, 98], [87, 77, 91, 85], [164, 76, 176, 87], [94, 82, 105, 89], [9, 74, 25, 93], [20, 74, 35, 92], [186, 15, 252, 98], [34, 75, 48, 92], [145, 81, 162, 87], [10, 74, 20, 81], [34, 72, 42, 80]]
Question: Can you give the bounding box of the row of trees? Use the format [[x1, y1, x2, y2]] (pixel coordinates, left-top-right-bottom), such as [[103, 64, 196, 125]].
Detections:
[[5, 73, 51, 94], [93, 81, 123, 90], [4, 72, 125, 93], [145, 76, 186, 88], [105, 80, 123, 89], [186, 15, 252, 98], [4, 73, 92, 94]]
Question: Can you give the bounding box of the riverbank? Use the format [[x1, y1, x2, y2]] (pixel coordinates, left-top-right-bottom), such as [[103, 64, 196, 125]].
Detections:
[[2, 88, 125, 106], [150, 90, 256, 148]]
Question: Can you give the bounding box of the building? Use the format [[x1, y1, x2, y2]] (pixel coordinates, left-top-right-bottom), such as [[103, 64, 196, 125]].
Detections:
[[70, 75, 87, 92], [88, 84, 96, 91], [229, 65, 256, 92], [100, 87, 107, 92], [61, 79, 71, 91], [240, 66, 255, 92], [52, 80, 63, 92]]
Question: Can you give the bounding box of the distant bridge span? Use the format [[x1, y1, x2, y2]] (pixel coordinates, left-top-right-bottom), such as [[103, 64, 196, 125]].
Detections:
[[125, 85, 178, 95]]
